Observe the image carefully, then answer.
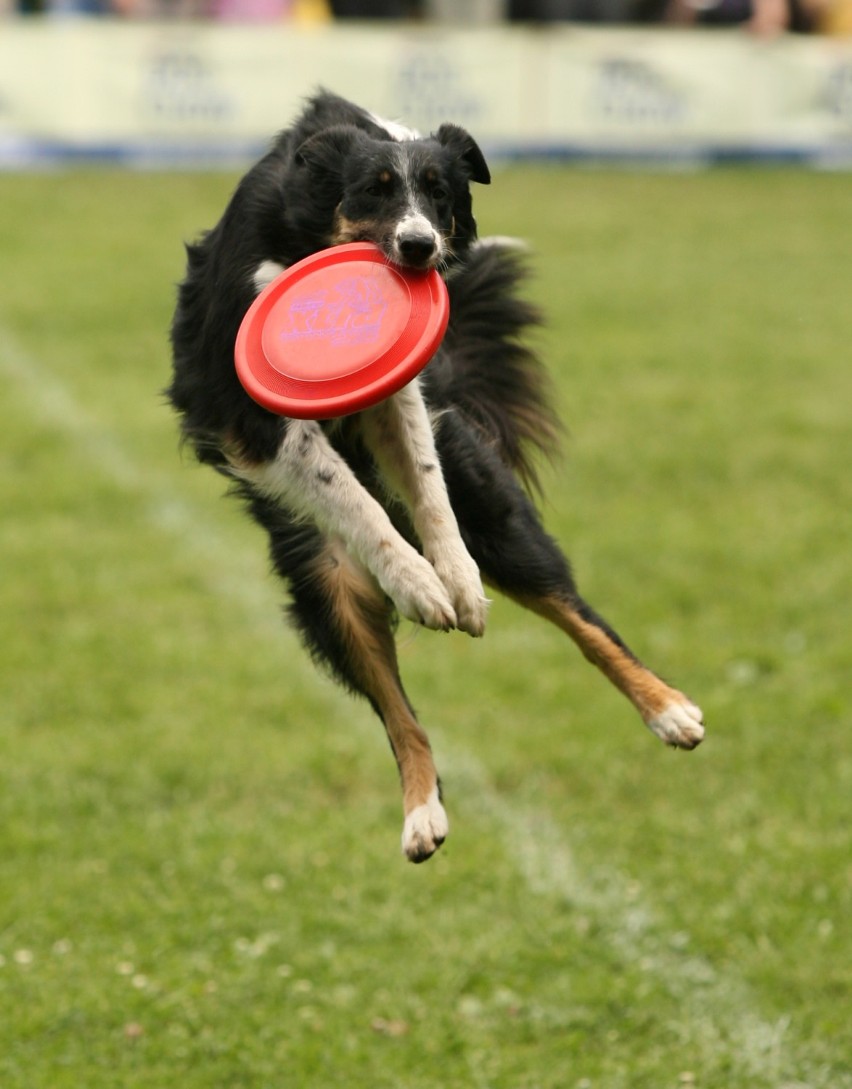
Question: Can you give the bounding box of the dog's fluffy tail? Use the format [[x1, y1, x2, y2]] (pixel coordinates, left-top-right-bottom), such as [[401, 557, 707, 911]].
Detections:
[[423, 240, 562, 494]]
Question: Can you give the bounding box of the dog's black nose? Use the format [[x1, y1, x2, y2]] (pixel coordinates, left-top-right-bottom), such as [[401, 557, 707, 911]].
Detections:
[[397, 232, 437, 264]]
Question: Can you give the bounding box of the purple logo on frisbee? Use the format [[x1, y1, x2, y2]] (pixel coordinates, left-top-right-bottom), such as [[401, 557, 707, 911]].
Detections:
[[279, 277, 387, 347]]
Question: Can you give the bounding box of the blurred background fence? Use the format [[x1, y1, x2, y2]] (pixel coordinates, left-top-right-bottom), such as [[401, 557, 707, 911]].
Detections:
[[1, 5, 852, 167]]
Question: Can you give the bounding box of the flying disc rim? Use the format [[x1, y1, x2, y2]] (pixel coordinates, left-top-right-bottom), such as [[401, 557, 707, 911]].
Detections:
[[234, 243, 449, 420]]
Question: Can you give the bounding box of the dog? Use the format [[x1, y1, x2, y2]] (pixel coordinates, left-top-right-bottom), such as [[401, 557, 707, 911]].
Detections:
[[168, 90, 704, 863]]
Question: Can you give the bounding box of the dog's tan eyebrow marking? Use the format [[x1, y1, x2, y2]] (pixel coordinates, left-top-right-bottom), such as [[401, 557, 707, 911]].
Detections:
[[378, 169, 392, 184]]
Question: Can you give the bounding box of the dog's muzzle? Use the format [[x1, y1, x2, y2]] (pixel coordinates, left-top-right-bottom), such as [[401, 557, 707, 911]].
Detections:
[[397, 230, 438, 265], [393, 214, 442, 268]]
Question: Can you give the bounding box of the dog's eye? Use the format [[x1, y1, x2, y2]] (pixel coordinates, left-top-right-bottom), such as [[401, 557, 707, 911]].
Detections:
[[365, 172, 394, 198], [431, 186, 448, 202]]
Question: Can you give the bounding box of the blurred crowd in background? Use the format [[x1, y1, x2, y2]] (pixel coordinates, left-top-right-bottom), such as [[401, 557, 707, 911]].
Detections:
[[5, 0, 852, 35]]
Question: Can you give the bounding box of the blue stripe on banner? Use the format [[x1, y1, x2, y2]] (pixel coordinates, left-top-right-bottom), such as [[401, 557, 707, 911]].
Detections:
[[2, 138, 852, 171]]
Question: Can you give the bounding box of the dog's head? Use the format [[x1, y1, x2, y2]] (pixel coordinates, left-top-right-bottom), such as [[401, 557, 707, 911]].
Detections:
[[291, 122, 491, 271]]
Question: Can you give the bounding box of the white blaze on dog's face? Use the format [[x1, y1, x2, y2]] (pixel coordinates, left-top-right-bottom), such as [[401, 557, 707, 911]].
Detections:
[[370, 111, 444, 266], [294, 123, 491, 272]]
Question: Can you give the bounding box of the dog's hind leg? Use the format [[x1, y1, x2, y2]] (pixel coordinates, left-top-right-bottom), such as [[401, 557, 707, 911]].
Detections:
[[436, 412, 705, 750], [277, 526, 448, 862], [512, 595, 705, 749]]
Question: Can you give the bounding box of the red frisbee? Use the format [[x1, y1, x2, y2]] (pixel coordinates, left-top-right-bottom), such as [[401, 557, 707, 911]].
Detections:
[[235, 242, 450, 420]]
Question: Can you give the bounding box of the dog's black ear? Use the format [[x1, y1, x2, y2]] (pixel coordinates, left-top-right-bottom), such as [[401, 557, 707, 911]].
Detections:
[[434, 123, 491, 185], [294, 125, 361, 176]]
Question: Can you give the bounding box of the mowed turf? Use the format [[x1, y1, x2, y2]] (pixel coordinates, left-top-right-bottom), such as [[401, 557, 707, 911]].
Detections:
[[0, 166, 849, 1089]]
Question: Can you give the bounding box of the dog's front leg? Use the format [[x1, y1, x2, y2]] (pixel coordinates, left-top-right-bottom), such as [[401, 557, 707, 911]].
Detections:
[[362, 381, 489, 637], [232, 420, 461, 631]]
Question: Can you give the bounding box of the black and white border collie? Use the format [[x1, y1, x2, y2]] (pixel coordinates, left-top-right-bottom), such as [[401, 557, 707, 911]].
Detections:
[[168, 91, 704, 863]]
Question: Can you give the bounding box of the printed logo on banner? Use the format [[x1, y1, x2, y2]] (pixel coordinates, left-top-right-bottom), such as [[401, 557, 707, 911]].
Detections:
[[825, 62, 852, 127], [392, 53, 481, 133], [140, 48, 235, 126], [593, 58, 687, 126]]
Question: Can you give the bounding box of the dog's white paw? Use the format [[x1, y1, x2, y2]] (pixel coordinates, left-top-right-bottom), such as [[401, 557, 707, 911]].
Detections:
[[645, 699, 705, 750], [453, 583, 490, 639], [379, 548, 457, 631], [429, 543, 489, 638], [402, 790, 449, 863]]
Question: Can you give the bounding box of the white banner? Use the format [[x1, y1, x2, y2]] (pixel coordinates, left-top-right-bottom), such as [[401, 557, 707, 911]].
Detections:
[[1, 21, 851, 165]]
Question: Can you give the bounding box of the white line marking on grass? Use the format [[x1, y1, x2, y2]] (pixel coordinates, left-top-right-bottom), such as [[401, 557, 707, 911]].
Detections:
[[0, 322, 285, 640], [444, 749, 834, 1089], [1, 321, 840, 1089]]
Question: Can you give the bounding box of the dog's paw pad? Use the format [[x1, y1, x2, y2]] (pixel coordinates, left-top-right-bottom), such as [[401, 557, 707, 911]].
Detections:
[[646, 699, 705, 750], [401, 792, 449, 863]]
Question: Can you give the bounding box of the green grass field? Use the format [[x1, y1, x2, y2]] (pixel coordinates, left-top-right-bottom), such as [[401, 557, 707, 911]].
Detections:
[[1, 166, 850, 1089]]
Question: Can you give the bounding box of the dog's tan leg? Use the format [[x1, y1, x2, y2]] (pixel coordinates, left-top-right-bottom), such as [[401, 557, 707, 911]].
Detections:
[[514, 592, 705, 749], [311, 538, 449, 861], [361, 382, 489, 636]]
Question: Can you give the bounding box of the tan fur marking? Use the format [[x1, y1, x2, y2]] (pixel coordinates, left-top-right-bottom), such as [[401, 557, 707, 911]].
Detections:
[[311, 541, 438, 815], [514, 592, 683, 720], [331, 211, 380, 246]]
